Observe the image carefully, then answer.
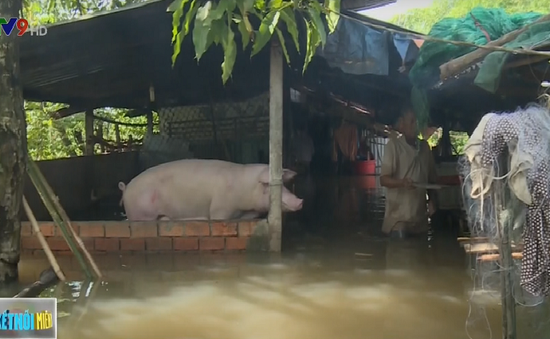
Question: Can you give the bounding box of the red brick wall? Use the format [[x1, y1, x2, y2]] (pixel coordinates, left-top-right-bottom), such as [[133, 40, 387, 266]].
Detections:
[[20, 219, 261, 253]]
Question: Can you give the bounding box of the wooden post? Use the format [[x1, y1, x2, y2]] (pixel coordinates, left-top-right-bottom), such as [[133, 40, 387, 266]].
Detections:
[[97, 124, 105, 153], [267, 39, 283, 252], [85, 109, 94, 155], [148, 85, 155, 135], [146, 111, 153, 135], [115, 124, 121, 151], [282, 67, 291, 168]]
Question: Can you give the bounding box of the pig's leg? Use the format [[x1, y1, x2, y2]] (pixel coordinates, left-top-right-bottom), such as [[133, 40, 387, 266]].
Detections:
[[209, 201, 239, 220], [125, 210, 158, 221], [239, 211, 262, 220]]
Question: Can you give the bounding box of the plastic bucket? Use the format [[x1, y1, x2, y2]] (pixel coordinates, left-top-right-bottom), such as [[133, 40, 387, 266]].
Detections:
[[353, 160, 376, 175]]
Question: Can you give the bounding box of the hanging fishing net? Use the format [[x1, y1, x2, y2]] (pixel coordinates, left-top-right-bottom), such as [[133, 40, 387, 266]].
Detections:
[[407, 7, 550, 129], [409, 7, 542, 89], [459, 101, 550, 337]]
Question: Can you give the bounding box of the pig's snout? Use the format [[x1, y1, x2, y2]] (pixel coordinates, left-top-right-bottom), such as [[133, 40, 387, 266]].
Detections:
[[283, 197, 303, 212]]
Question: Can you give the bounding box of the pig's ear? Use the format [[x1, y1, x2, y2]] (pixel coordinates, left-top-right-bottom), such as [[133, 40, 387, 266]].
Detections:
[[282, 169, 297, 182], [259, 168, 297, 184]]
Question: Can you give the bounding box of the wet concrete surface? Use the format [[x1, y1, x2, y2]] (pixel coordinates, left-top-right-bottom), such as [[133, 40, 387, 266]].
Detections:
[[12, 175, 546, 338]]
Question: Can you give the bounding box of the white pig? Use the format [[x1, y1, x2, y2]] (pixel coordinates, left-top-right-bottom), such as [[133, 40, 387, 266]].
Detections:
[[118, 159, 303, 221]]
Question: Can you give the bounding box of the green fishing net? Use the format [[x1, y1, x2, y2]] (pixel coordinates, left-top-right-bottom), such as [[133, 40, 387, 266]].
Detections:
[[408, 7, 547, 128]]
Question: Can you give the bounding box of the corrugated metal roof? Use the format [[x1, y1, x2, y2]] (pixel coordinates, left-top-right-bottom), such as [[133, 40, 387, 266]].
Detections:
[[20, 0, 417, 114], [342, 0, 395, 11]]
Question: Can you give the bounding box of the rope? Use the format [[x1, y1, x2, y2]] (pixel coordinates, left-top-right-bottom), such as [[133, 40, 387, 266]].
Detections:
[[269, 178, 284, 186], [93, 114, 159, 127]]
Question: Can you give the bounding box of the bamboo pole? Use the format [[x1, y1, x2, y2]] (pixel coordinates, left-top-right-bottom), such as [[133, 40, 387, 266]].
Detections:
[[26, 160, 94, 280], [22, 197, 66, 281], [439, 14, 550, 80], [115, 124, 121, 151], [28, 160, 102, 278], [495, 152, 517, 339], [267, 39, 283, 252], [85, 109, 94, 155]]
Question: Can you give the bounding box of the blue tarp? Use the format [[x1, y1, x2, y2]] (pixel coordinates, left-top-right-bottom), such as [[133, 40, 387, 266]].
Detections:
[[393, 33, 418, 65], [316, 17, 419, 76]]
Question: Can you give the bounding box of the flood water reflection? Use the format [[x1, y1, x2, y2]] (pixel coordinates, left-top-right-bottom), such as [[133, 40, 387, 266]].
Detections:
[[19, 237, 507, 339], [16, 175, 512, 339]]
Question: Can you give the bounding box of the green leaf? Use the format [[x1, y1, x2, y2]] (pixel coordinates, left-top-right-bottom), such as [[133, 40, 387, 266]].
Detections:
[[251, 10, 281, 57], [232, 13, 242, 23], [172, 0, 198, 67], [210, 0, 229, 21], [172, 0, 198, 68], [210, 19, 226, 45], [275, 27, 290, 64], [242, 12, 254, 33], [182, 0, 199, 34], [225, 0, 237, 13], [303, 18, 320, 74], [237, 17, 251, 49], [325, 0, 340, 33], [47, 0, 55, 13], [268, 0, 283, 9], [171, 0, 189, 44], [236, 0, 255, 12], [172, 31, 184, 66], [167, 0, 182, 12], [307, 5, 326, 47], [255, 0, 266, 11], [192, 1, 214, 61], [279, 7, 299, 53], [221, 14, 237, 84]]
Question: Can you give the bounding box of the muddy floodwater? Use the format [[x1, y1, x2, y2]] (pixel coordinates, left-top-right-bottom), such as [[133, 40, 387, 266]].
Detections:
[[13, 176, 547, 338]]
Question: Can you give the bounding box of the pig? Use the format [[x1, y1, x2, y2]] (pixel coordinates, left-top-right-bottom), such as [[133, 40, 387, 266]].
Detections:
[[118, 159, 303, 221]]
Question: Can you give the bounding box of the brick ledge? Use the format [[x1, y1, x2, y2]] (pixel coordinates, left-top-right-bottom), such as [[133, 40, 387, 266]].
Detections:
[[20, 219, 263, 253]]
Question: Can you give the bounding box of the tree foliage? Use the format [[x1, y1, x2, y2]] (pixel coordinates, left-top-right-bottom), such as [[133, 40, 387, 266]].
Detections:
[[25, 102, 157, 160], [390, 0, 550, 34], [169, 0, 341, 84]]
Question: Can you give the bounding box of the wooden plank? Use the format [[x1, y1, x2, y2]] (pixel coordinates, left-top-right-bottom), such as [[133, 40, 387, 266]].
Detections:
[[464, 243, 499, 253], [479, 253, 523, 262], [458, 236, 488, 242], [463, 242, 522, 254]]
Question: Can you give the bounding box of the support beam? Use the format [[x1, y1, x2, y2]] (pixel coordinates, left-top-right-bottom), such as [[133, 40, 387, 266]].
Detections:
[[146, 111, 153, 135], [148, 85, 155, 135], [84, 109, 94, 155], [267, 40, 283, 252], [341, 0, 395, 10]]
